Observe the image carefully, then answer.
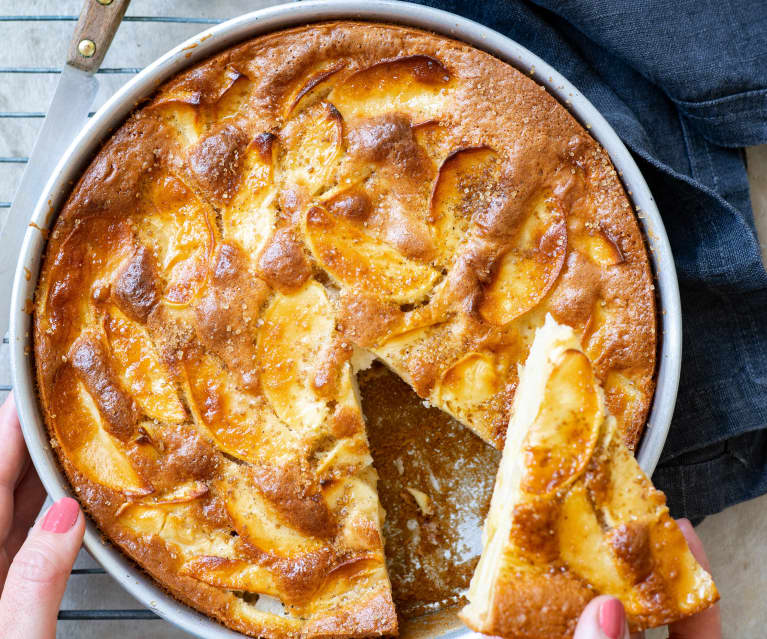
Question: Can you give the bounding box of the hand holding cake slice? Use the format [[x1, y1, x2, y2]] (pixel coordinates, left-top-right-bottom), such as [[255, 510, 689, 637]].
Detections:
[[460, 316, 718, 638]]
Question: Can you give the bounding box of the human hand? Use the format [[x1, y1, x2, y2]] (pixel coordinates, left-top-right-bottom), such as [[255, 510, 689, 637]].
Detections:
[[573, 518, 722, 639], [0, 393, 86, 639]]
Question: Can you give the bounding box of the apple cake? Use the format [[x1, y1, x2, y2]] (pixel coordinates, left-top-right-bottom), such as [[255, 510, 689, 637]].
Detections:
[[33, 21, 656, 638], [461, 316, 717, 638]]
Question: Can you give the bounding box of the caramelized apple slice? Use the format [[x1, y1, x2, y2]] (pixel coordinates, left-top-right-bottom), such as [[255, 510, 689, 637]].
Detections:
[[521, 349, 602, 496], [114, 480, 208, 517], [40, 219, 135, 348], [135, 481, 208, 506], [571, 228, 624, 267], [557, 483, 626, 594], [223, 133, 277, 259], [136, 174, 215, 305], [212, 67, 253, 121], [50, 366, 150, 495], [429, 147, 502, 266], [329, 55, 453, 121], [149, 64, 251, 144], [277, 101, 343, 195], [155, 63, 244, 109], [220, 470, 324, 556], [117, 501, 236, 559], [103, 307, 186, 423], [149, 102, 201, 146], [258, 281, 336, 432], [480, 249, 563, 324], [304, 205, 440, 303], [412, 120, 452, 165], [434, 352, 499, 412], [180, 557, 281, 597], [582, 299, 610, 364], [116, 503, 168, 537], [181, 351, 299, 464], [479, 200, 567, 325], [283, 61, 346, 119], [308, 556, 386, 610]]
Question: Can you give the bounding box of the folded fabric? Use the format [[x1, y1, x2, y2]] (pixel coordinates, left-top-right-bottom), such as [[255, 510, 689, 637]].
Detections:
[[413, 0, 767, 521]]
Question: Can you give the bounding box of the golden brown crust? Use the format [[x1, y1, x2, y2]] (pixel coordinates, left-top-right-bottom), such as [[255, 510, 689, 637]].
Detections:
[[112, 246, 160, 323], [487, 571, 594, 639], [303, 591, 400, 639], [34, 21, 657, 637], [188, 122, 248, 203], [248, 462, 336, 539], [258, 226, 313, 291], [68, 334, 138, 441], [606, 522, 653, 584], [193, 242, 267, 389]]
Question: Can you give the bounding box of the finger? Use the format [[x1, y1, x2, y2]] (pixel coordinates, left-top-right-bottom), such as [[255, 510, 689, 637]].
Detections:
[[0, 547, 8, 593], [0, 465, 45, 588], [0, 497, 85, 639], [6, 463, 46, 558], [668, 519, 722, 639], [676, 518, 711, 571], [574, 595, 630, 639], [0, 393, 28, 546]]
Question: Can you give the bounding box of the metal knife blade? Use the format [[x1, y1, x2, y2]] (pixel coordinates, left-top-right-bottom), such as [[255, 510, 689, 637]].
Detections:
[[0, 64, 98, 339]]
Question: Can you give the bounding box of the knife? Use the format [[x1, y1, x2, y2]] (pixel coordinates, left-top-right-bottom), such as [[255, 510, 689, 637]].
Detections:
[[0, 0, 130, 339]]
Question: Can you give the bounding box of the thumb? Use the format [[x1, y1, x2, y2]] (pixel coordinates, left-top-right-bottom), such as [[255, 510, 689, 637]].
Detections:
[[574, 595, 631, 639], [0, 497, 85, 639], [667, 519, 722, 639]]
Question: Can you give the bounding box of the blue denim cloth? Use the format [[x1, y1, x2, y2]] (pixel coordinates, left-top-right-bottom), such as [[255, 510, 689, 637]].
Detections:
[[411, 0, 767, 520]]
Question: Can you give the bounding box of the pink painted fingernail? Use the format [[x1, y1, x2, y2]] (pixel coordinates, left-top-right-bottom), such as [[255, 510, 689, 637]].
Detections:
[[41, 497, 80, 533], [598, 598, 626, 639]]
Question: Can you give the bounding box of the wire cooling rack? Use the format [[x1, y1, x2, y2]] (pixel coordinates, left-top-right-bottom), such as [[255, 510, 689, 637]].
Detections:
[[0, 3, 294, 636]]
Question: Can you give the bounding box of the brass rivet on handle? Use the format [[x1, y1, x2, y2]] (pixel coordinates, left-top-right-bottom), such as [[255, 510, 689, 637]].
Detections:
[[78, 39, 96, 58], [96, 0, 114, 4]]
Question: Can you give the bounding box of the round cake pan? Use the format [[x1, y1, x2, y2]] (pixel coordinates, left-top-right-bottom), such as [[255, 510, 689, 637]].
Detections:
[[10, 2, 682, 638]]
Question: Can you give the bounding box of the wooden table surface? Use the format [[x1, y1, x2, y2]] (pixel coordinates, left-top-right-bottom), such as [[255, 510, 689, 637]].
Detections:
[[0, 2, 764, 638]]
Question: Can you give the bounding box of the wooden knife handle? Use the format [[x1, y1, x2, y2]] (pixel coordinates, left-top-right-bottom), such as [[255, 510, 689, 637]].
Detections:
[[67, 0, 131, 73]]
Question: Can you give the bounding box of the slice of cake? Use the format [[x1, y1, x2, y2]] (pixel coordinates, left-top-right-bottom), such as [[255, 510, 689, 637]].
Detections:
[[460, 315, 718, 638]]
